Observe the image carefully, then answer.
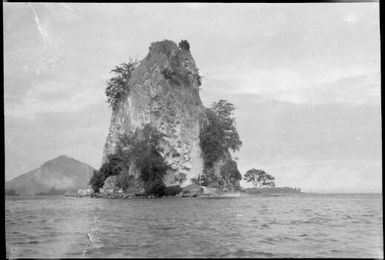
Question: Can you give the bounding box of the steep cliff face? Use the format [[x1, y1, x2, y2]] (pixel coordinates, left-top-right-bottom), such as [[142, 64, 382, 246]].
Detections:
[[102, 40, 237, 189]]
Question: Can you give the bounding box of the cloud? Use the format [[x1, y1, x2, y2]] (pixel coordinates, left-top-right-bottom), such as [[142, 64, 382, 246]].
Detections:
[[5, 103, 111, 181], [223, 93, 382, 193], [5, 77, 106, 119], [303, 72, 381, 105], [202, 70, 380, 105]]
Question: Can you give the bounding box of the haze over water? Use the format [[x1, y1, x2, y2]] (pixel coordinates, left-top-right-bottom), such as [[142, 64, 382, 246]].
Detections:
[[6, 194, 383, 258]]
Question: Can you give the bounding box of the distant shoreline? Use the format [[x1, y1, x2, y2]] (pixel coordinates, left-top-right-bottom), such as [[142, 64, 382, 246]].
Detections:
[[5, 192, 381, 199]]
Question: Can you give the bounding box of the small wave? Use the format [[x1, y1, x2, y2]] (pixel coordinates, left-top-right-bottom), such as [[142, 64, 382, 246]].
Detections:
[[256, 251, 274, 257], [361, 213, 376, 217], [280, 236, 298, 242], [159, 226, 177, 231], [289, 219, 312, 225], [260, 237, 278, 245]]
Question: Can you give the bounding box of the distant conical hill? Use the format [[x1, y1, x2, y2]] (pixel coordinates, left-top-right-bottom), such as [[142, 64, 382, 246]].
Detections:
[[5, 155, 95, 195]]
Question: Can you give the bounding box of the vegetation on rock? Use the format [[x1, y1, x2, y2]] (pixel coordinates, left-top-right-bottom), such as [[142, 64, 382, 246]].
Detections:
[[199, 110, 226, 168], [174, 172, 187, 185], [89, 151, 129, 193], [199, 100, 242, 168], [210, 100, 242, 152], [161, 66, 191, 86], [178, 39, 190, 51], [99, 41, 243, 197], [194, 69, 202, 87], [220, 160, 242, 190], [105, 59, 139, 110], [90, 124, 172, 196], [116, 173, 136, 191], [89, 170, 104, 193], [244, 169, 275, 188], [161, 40, 202, 88], [192, 160, 241, 190], [164, 186, 183, 196], [195, 169, 224, 188]]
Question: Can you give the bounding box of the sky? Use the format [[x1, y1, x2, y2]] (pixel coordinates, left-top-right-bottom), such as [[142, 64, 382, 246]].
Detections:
[[4, 3, 381, 193]]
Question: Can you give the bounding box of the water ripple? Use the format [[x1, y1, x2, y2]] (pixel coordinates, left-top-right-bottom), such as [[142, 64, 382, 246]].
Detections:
[[5, 194, 383, 258]]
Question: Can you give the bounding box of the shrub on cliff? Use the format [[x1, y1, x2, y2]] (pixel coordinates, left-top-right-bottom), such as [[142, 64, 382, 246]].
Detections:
[[194, 69, 202, 87], [174, 172, 187, 185], [105, 59, 139, 110], [161, 66, 190, 86]]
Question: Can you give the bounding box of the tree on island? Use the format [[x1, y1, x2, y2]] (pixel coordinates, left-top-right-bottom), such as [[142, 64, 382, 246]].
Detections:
[[200, 99, 242, 169], [244, 169, 275, 188], [210, 99, 242, 153]]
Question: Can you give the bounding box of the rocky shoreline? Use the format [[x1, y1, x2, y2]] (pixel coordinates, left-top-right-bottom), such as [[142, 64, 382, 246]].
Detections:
[[67, 185, 301, 199], [88, 185, 244, 199], [90, 191, 201, 199]]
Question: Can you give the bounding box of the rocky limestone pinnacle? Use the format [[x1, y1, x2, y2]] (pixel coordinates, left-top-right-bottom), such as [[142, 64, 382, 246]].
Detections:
[[101, 39, 236, 188]]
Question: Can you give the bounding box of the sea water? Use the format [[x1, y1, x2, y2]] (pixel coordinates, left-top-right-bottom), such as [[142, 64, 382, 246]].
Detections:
[[5, 193, 383, 258]]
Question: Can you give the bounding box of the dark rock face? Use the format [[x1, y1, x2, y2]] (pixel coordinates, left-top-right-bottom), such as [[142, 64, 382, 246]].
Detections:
[[5, 155, 95, 195], [102, 40, 239, 189]]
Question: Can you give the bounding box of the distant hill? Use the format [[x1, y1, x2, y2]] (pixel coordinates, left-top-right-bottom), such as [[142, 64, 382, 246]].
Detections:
[[5, 155, 96, 195]]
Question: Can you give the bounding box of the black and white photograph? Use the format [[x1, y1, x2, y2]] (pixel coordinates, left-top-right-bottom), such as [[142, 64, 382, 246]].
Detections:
[[4, 2, 382, 258]]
